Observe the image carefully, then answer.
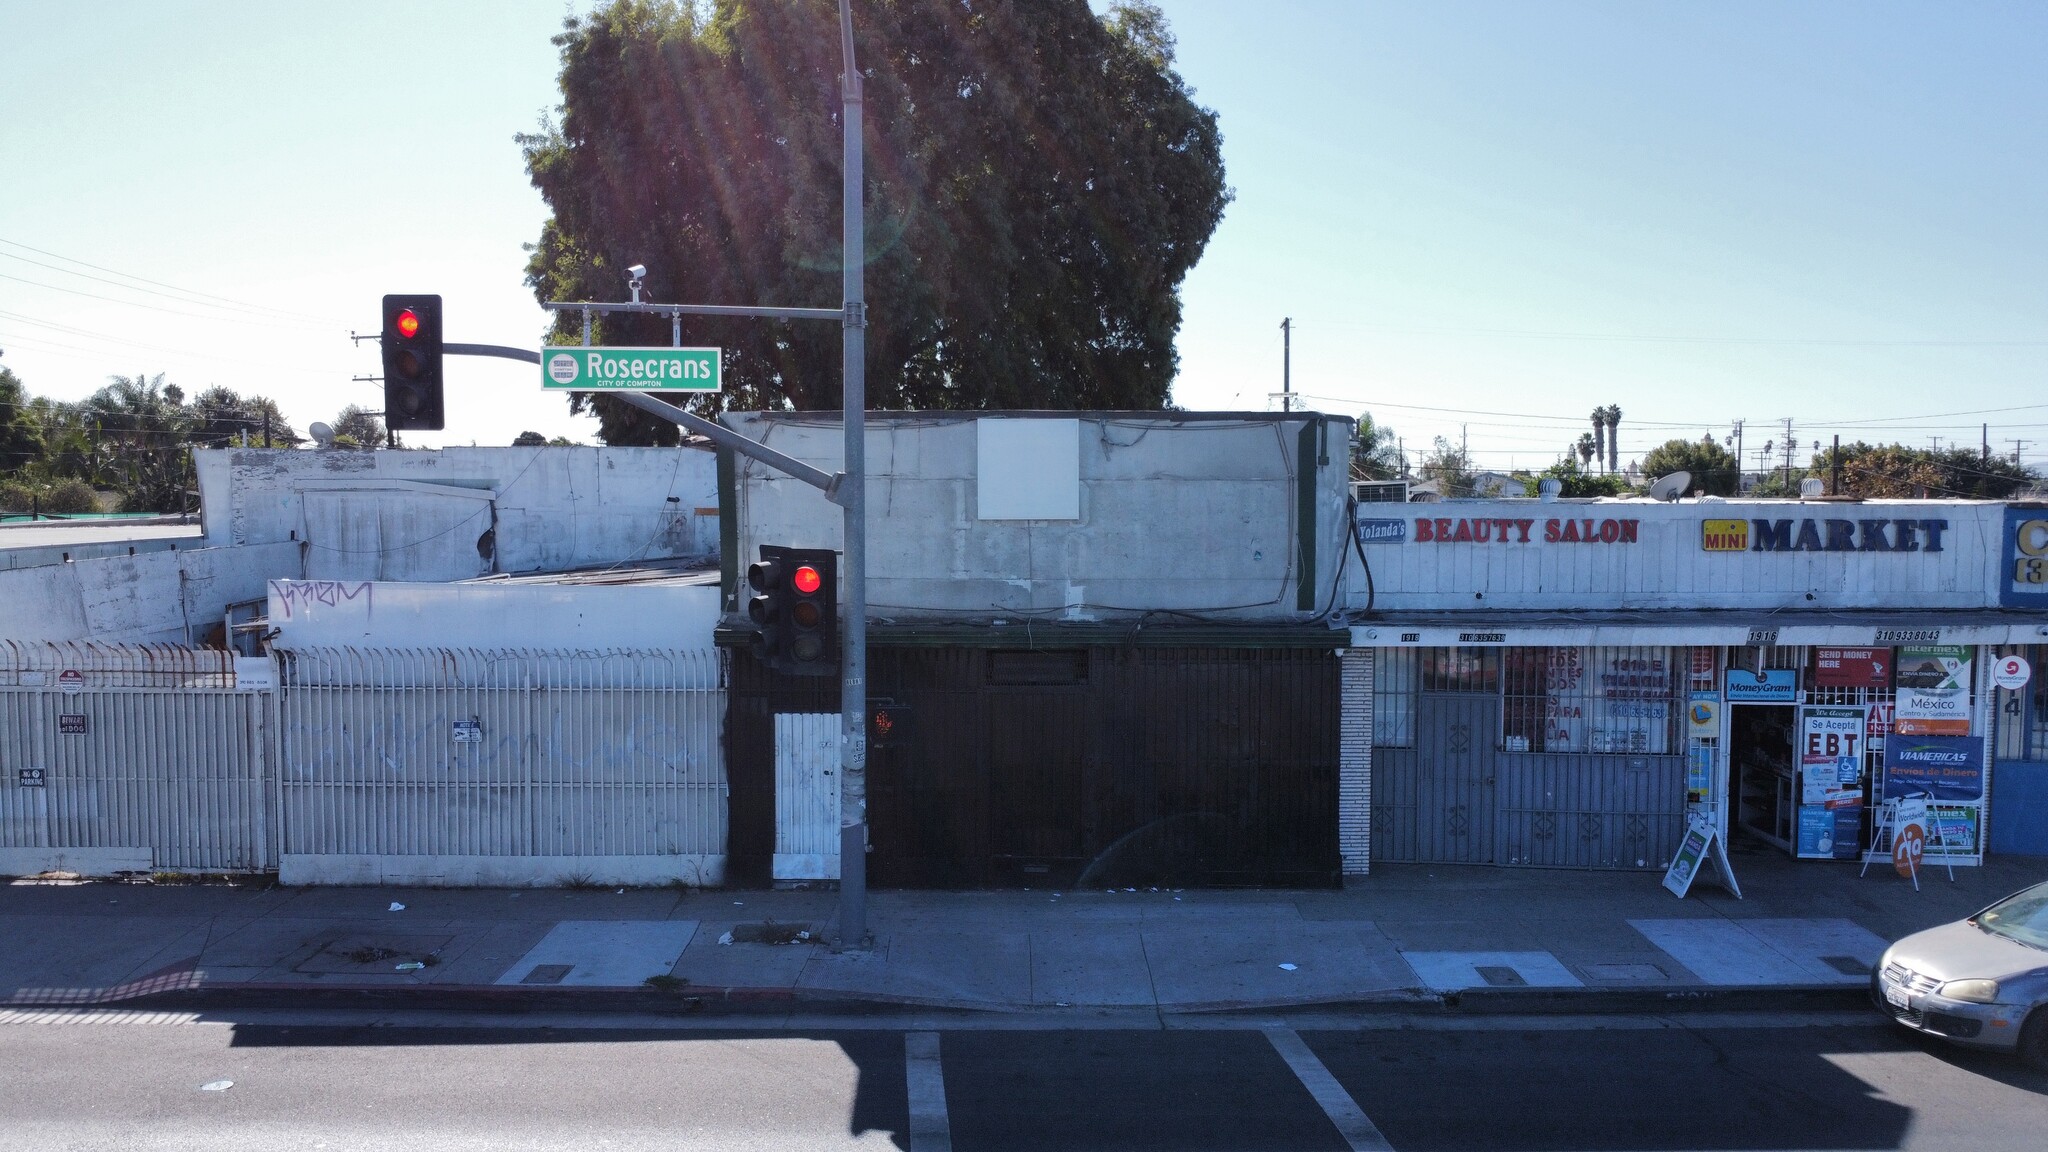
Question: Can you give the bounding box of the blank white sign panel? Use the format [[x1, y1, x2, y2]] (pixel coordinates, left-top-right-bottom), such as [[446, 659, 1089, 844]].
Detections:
[[977, 418, 1080, 520]]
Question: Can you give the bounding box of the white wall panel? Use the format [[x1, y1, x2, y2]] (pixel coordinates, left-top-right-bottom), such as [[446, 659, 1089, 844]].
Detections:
[[0, 642, 273, 874], [276, 647, 727, 887]]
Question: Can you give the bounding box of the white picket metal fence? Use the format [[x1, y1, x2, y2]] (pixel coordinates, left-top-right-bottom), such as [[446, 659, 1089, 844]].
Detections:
[[275, 647, 728, 886], [0, 642, 274, 875]]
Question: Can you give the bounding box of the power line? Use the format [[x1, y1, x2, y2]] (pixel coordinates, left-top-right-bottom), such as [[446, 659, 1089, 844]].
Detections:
[[0, 251, 330, 329], [1311, 317, 2048, 348], [0, 236, 334, 323], [0, 271, 342, 328]]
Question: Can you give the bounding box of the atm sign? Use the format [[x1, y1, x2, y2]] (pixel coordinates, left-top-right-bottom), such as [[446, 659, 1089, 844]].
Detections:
[[1703, 520, 1749, 552]]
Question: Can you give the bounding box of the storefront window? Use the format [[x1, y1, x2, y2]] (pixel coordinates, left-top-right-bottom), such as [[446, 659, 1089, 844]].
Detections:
[[1502, 646, 1680, 754], [1422, 647, 1499, 693], [2018, 645, 2048, 761], [1373, 648, 1418, 748]]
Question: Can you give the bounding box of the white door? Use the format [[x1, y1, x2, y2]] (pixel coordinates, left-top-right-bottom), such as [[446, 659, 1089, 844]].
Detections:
[[773, 712, 840, 880]]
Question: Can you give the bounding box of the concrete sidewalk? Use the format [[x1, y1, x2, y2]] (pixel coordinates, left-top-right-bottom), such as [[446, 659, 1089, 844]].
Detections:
[[2, 849, 2041, 1016]]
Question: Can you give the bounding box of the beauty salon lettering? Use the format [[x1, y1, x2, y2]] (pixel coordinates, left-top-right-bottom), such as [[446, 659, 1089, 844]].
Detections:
[[1414, 517, 1640, 545]]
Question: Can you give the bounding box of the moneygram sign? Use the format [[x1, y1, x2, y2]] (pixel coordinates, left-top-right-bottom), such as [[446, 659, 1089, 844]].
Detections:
[[542, 347, 721, 391]]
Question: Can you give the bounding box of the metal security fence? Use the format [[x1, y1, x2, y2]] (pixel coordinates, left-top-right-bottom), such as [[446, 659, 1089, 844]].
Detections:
[[0, 642, 274, 874], [276, 647, 728, 886]]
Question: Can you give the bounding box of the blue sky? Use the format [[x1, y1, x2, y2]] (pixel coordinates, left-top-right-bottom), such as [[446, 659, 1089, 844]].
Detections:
[[3, 1, 2045, 472]]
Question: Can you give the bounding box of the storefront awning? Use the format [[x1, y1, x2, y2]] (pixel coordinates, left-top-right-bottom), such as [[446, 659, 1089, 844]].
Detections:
[[1348, 610, 2048, 649]]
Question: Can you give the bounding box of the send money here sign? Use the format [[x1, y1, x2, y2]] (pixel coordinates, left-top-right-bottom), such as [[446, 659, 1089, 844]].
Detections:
[[543, 347, 721, 391]]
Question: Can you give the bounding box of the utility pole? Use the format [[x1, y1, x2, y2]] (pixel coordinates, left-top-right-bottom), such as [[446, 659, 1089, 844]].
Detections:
[[1781, 418, 1795, 490], [2011, 439, 2028, 465], [1279, 318, 1291, 413], [1737, 422, 1748, 493], [1831, 434, 1841, 496], [1982, 423, 1989, 462]]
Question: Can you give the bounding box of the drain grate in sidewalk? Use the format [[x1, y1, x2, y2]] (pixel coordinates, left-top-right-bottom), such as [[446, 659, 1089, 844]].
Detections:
[[1474, 966, 1527, 987], [519, 964, 573, 985]]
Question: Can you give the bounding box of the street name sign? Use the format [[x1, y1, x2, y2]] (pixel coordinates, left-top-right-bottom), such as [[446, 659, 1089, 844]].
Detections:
[[542, 347, 721, 391]]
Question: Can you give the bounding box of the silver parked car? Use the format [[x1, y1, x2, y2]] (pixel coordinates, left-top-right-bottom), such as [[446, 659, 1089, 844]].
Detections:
[[1873, 880, 2048, 1068]]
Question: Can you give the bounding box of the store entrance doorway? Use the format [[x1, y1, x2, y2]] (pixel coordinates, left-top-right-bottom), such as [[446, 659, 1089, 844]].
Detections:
[[1729, 704, 1796, 852]]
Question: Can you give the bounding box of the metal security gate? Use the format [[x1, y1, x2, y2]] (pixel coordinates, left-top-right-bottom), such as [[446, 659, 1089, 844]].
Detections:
[[1373, 694, 1501, 864], [726, 644, 1340, 889], [277, 647, 727, 887], [773, 712, 839, 880], [0, 642, 274, 875]]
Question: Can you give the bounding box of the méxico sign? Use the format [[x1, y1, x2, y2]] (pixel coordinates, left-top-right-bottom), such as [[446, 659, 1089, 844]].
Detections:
[[542, 346, 721, 391]]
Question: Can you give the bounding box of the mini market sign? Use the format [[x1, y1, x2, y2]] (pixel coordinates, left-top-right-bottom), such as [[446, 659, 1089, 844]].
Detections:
[[542, 346, 721, 391]]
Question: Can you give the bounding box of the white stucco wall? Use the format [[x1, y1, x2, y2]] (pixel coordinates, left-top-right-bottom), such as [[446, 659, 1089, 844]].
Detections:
[[724, 411, 1353, 622], [197, 444, 720, 580], [0, 541, 302, 644], [267, 579, 722, 651]]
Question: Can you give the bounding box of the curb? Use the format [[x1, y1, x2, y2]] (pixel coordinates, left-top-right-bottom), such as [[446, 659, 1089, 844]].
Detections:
[[10, 981, 1881, 1020]]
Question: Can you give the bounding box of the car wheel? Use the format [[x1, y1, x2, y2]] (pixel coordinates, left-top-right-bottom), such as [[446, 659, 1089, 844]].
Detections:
[[2020, 1008, 2048, 1072]]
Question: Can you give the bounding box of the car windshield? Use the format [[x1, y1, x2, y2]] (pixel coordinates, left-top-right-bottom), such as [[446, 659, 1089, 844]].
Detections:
[[1976, 883, 2048, 950]]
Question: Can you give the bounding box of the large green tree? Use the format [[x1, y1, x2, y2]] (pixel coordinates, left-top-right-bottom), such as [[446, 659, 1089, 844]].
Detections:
[[1640, 436, 1740, 496], [522, 0, 1231, 444], [1351, 412, 1405, 481], [0, 364, 44, 475], [1811, 442, 2036, 499]]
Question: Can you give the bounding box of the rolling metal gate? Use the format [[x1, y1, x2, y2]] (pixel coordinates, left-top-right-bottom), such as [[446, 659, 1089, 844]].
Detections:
[[0, 642, 274, 874], [1374, 697, 1684, 869], [276, 647, 729, 886], [728, 645, 1341, 889]]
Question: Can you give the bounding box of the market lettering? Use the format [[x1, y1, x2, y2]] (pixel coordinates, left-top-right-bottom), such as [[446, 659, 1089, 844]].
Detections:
[[1743, 518, 1947, 553]]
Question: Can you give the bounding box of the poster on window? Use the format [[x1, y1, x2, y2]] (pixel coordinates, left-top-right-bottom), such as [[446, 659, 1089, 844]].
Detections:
[[1800, 707, 1865, 785], [1882, 734, 1985, 800], [1533, 648, 1674, 754], [1895, 645, 1972, 736]]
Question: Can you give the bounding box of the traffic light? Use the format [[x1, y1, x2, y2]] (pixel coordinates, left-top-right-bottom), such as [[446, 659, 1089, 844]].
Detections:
[[381, 293, 444, 431], [747, 545, 838, 677]]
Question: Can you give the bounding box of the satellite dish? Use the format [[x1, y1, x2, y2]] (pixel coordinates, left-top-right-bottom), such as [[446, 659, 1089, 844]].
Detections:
[[1648, 471, 1691, 502], [308, 421, 336, 448], [1800, 477, 1825, 499]]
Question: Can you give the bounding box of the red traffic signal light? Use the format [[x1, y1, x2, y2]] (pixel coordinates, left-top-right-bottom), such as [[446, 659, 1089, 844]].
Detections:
[[749, 546, 836, 676], [381, 294, 444, 432]]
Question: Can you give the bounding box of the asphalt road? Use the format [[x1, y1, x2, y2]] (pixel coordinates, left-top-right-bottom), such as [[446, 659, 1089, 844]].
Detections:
[[0, 1008, 2043, 1151]]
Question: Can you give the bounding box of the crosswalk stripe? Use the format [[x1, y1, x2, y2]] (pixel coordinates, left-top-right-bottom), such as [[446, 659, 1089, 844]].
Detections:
[[1265, 1027, 1394, 1152], [905, 1030, 953, 1152]]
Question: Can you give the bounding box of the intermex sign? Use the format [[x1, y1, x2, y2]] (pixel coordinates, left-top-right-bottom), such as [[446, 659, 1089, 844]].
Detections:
[[1701, 517, 1950, 554]]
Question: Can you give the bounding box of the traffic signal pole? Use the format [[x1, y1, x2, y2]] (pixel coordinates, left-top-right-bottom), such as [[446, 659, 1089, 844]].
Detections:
[[836, 0, 870, 950], [528, 0, 873, 948]]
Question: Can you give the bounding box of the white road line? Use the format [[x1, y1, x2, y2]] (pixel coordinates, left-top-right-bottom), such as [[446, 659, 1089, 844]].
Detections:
[[1265, 1027, 1394, 1152], [904, 1030, 953, 1152]]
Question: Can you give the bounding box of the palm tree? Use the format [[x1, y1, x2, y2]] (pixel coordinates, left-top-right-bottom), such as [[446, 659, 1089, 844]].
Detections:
[[1605, 405, 1622, 474], [1576, 433, 1597, 469], [1589, 408, 1606, 473]]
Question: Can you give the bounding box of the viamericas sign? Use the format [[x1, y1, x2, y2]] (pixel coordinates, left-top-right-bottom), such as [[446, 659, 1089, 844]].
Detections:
[[542, 346, 722, 391]]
